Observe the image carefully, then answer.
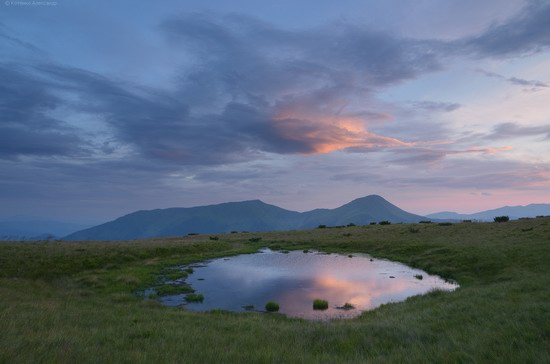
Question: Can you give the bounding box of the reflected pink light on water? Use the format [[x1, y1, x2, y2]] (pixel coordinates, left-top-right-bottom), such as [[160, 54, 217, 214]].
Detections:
[[163, 249, 458, 320]]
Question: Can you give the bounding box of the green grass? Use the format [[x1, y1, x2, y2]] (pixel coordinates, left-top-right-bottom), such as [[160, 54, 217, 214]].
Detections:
[[1, 218, 550, 362], [185, 293, 204, 302], [313, 299, 329, 310], [265, 301, 280, 312]]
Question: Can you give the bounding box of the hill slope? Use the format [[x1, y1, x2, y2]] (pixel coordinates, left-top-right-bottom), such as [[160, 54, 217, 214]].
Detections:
[[65, 195, 429, 240]]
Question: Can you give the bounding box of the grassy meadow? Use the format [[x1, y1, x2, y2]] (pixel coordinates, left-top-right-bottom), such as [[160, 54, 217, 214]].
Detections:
[[1, 218, 550, 363]]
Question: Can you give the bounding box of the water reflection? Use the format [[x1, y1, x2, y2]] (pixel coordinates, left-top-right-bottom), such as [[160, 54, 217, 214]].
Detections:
[[158, 248, 457, 319]]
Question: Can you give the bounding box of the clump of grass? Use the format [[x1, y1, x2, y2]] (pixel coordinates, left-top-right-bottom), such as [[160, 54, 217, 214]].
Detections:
[[265, 301, 279, 312], [156, 284, 194, 296], [303, 249, 309, 253], [185, 293, 204, 302], [209, 236, 219, 240], [343, 233, 352, 237], [494, 216, 510, 223], [242, 304, 254, 310], [338, 302, 355, 310], [414, 274, 423, 280], [369, 222, 377, 225], [409, 228, 420, 233], [419, 220, 432, 224], [438, 222, 453, 226], [248, 237, 262, 243], [184, 267, 194, 274], [317, 225, 327, 229], [313, 299, 329, 310], [379, 221, 391, 225], [165, 270, 188, 280]]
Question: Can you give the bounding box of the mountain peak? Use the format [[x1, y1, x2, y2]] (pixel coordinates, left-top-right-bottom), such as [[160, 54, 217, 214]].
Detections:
[[65, 195, 428, 240]]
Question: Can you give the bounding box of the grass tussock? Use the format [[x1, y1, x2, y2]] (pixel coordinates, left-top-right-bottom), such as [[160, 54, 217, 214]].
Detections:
[[1, 217, 550, 362], [313, 299, 329, 310], [265, 301, 280, 312]]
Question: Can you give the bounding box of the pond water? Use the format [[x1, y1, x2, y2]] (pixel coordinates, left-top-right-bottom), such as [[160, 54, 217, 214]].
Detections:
[[156, 248, 458, 319]]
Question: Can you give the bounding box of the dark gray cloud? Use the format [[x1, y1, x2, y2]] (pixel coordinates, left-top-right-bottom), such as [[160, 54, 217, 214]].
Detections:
[[486, 122, 550, 140], [0, 65, 89, 159], [411, 101, 462, 112], [476, 68, 548, 90], [463, 0, 550, 57]]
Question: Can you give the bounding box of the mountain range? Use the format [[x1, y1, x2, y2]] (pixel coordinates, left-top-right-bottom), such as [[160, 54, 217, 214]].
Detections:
[[426, 203, 550, 221], [4, 196, 549, 241], [65, 195, 426, 240], [0, 220, 91, 241]]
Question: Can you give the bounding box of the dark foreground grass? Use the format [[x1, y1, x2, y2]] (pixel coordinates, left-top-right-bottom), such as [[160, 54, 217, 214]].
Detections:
[[1, 218, 550, 362]]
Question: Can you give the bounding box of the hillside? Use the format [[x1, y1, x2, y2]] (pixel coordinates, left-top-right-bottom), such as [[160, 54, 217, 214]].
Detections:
[[2, 218, 550, 362], [65, 195, 429, 240]]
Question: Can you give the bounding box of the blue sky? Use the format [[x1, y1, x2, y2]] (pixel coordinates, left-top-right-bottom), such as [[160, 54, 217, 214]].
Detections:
[[1, 0, 549, 222]]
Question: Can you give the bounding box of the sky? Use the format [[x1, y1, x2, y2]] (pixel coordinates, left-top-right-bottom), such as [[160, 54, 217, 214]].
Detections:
[[1, 0, 550, 223]]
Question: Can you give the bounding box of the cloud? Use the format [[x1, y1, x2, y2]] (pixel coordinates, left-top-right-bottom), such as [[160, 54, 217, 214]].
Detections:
[[463, 0, 550, 57], [485, 122, 550, 140], [0, 65, 89, 159], [387, 146, 513, 165], [476, 68, 548, 90], [411, 101, 462, 112]]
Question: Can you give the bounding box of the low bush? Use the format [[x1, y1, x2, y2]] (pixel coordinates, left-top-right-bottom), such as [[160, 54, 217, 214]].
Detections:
[[494, 216, 510, 223], [379, 221, 391, 225]]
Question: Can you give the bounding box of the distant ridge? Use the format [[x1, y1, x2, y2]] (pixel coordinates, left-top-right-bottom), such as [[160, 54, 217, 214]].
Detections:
[[65, 195, 429, 240], [426, 203, 550, 221]]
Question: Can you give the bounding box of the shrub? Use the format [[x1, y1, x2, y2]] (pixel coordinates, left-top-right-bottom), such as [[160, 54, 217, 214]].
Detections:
[[379, 221, 391, 225], [317, 225, 327, 229], [184, 267, 194, 274], [265, 301, 279, 312], [313, 299, 329, 310], [462, 220, 472, 223], [494, 216, 510, 223], [414, 274, 423, 280], [419, 220, 432, 224], [343, 302, 354, 309], [369, 222, 377, 225], [209, 236, 219, 240], [347, 223, 356, 227], [248, 237, 262, 243], [438, 222, 453, 226]]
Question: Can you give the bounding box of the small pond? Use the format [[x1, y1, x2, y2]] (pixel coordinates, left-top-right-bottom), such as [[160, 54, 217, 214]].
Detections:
[[153, 248, 458, 319]]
